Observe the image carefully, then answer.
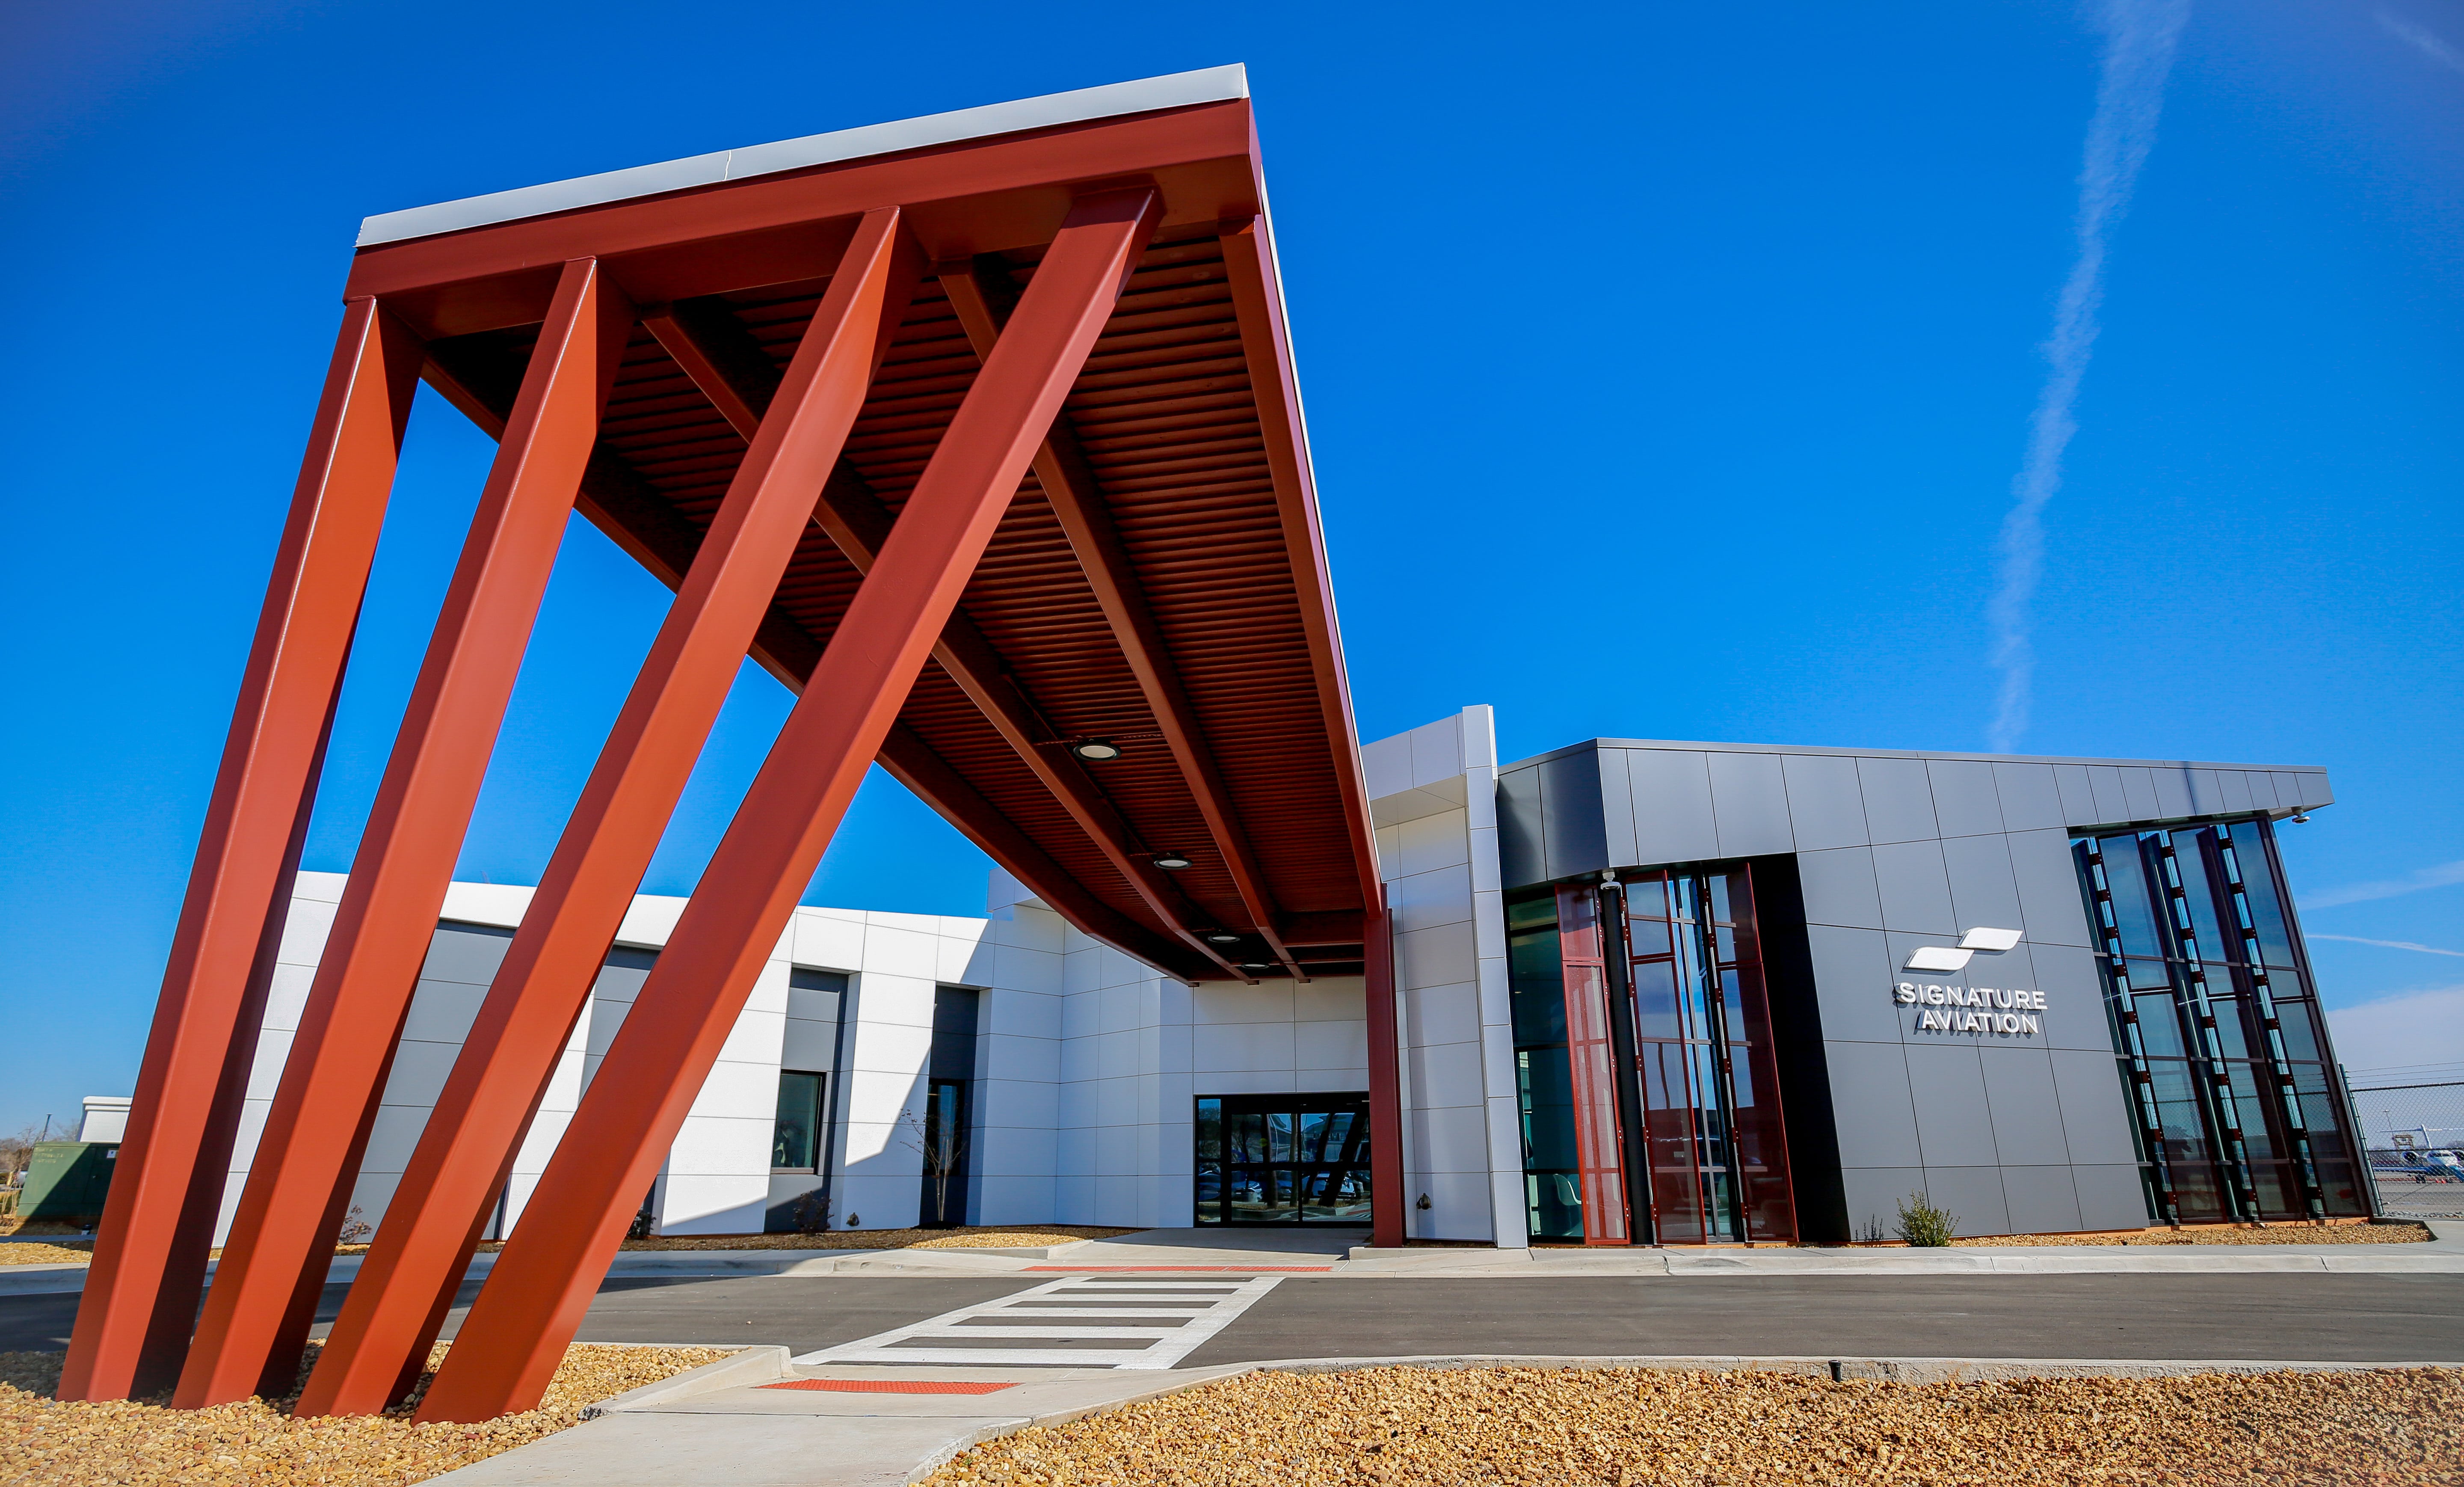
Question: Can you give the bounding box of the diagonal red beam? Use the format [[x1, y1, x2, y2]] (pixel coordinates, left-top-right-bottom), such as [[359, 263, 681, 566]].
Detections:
[[175, 258, 632, 1409], [646, 295, 1246, 983], [940, 262, 1302, 980], [417, 187, 1164, 1422], [293, 211, 918, 1418], [60, 300, 422, 1403]]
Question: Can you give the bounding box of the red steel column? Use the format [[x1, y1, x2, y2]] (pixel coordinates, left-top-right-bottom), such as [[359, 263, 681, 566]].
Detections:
[[59, 301, 421, 1402], [416, 187, 1160, 1423], [1364, 891, 1405, 1249], [296, 210, 915, 1417], [174, 258, 632, 1408]]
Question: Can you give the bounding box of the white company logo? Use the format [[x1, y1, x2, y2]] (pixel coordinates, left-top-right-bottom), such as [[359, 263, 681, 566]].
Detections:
[[1901, 926, 2022, 972]]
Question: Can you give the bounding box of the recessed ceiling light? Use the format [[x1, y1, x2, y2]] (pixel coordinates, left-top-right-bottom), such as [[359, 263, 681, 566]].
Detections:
[[1241, 962, 1271, 971], [1071, 739, 1122, 761], [1152, 851, 1192, 870], [1204, 930, 1241, 944]]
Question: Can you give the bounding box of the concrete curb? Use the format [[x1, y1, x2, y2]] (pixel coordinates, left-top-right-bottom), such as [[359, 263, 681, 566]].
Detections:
[[579, 1346, 789, 1419], [1241, 1352, 2462, 1384]]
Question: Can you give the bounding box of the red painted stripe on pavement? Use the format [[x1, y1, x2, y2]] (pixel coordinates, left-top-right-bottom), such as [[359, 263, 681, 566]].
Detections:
[[761, 1379, 1019, 1394], [1015, 1272, 1340, 1282]]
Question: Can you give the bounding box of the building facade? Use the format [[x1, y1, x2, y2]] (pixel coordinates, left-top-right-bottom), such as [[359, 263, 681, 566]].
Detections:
[[223, 708, 2366, 1250]]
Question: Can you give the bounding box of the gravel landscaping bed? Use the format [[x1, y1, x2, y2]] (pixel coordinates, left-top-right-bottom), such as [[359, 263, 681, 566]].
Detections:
[[1950, 1221, 2431, 1247], [0, 1340, 729, 1486], [0, 1242, 94, 1266], [926, 1364, 2464, 1486]]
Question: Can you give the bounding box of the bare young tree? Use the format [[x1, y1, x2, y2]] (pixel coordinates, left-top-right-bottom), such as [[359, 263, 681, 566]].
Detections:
[[0, 1124, 42, 1187], [896, 1101, 968, 1229]]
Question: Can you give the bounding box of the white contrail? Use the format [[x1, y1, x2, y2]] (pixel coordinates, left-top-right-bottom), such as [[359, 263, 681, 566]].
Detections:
[[2310, 934, 2464, 959], [1986, 0, 2192, 753], [2303, 858, 2464, 909], [2378, 8, 2464, 76]]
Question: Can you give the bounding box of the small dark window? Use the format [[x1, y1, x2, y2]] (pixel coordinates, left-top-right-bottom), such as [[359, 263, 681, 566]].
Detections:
[[773, 1071, 825, 1171]]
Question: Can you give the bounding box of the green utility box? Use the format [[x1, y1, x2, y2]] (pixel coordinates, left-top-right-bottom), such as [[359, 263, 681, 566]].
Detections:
[[20, 1141, 117, 1229]]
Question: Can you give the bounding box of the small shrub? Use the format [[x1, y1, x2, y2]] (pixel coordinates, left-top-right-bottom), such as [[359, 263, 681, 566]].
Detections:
[[1857, 1213, 1888, 1244], [1895, 1191, 1958, 1247], [336, 1204, 373, 1246]]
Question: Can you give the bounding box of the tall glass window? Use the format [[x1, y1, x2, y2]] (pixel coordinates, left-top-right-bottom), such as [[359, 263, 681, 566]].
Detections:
[[2073, 816, 2365, 1224], [1620, 869, 1795, 1244], [1194, 1093, 1371, 1224], [1507, 893, 1583, 1240], [772, 1071, 824, 1172]]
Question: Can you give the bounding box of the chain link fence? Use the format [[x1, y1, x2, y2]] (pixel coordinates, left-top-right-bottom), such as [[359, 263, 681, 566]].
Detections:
[[2349, 1079, 2464, 1220]]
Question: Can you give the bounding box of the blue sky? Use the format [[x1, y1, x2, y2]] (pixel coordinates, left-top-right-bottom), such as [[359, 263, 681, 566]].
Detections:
[[2, 0, 2458, 1137]]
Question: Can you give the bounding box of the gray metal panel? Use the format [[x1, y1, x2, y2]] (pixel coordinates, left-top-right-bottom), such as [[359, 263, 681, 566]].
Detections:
[[1496, 766, 1546, 888], [2071, 1163, 2154, 1231], [1707, 749, 1794, 858], [2025, 941, 2116, 1051], [2086, 766, 2129, 824], [2052, 764, 2098, 825], [1916, 1165, 2013, 1238], [1857, 756, 1940, 845], [1625, 748, 1720, 867], [1804, 926, 1903, 1042], [1782, 753, 1869, 851], [2007, 828, 2094, 947], [420, 922, 518, 985], [1999, 1167, 2085, 1235], [2186, 769, 2226, 816], [1992, 762, 2065, 832], [2151, 767, 2194, 820], [1979, 1047, 2070, 1165], [2050, 1048, 2142, 1168], [1940, 834, 2023, 932], [1872, 841, 1956, 935], [1927, 758, 2005, 838], [2275, 771, 2319, 810], [1598, 746, 1638, 871], [2299, 772, 2334, 808], [1904, 1042, 1998, 1166], [2244, 771, 2281, 809], [1538, 748, 1609, 881], [1797, 847, 1883, 931], [1840, 1167, 1930, 1238], [1822, 1039, 1923, 1168], [2120, 767, 2161, 822], [2217, 769, 2254, 814]]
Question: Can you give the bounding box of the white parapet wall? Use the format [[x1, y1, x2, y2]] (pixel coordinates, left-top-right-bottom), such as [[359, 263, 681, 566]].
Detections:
[[1362, 705, 1526, 1247]]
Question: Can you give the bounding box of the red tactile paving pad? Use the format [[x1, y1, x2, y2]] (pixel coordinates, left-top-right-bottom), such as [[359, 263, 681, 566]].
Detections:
[[1023, 1264, 1333, 1272], [761, 1379, 1019, 1395]]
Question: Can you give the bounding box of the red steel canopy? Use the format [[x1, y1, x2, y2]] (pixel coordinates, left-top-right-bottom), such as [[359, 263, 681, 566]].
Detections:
[[62, 65, 1403, 1426], [369, 65, 1377, 985]]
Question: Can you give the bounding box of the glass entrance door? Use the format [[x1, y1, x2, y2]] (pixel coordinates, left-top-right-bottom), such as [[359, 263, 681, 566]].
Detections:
[[1620, 868, 1796, 1244], [1195, 1094, 1372, 1224]]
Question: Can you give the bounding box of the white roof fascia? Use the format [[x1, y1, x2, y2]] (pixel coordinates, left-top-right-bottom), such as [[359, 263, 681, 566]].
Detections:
[[356, 65, 1249, 248]]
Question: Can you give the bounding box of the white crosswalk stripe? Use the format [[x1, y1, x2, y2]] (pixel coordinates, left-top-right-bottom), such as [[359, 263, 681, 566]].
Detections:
[[789, 1274, 1285, 1370]]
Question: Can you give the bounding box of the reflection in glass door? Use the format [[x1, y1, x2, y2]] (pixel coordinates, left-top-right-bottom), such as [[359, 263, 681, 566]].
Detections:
[[1194, 1094, 1372, 1224], [1619, 869, 1795, 1244]]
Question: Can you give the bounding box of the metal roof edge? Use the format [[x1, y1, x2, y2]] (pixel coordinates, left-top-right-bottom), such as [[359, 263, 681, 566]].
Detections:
[[1496, 736, 2331, 778], [356, 64, 1250, 247]]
